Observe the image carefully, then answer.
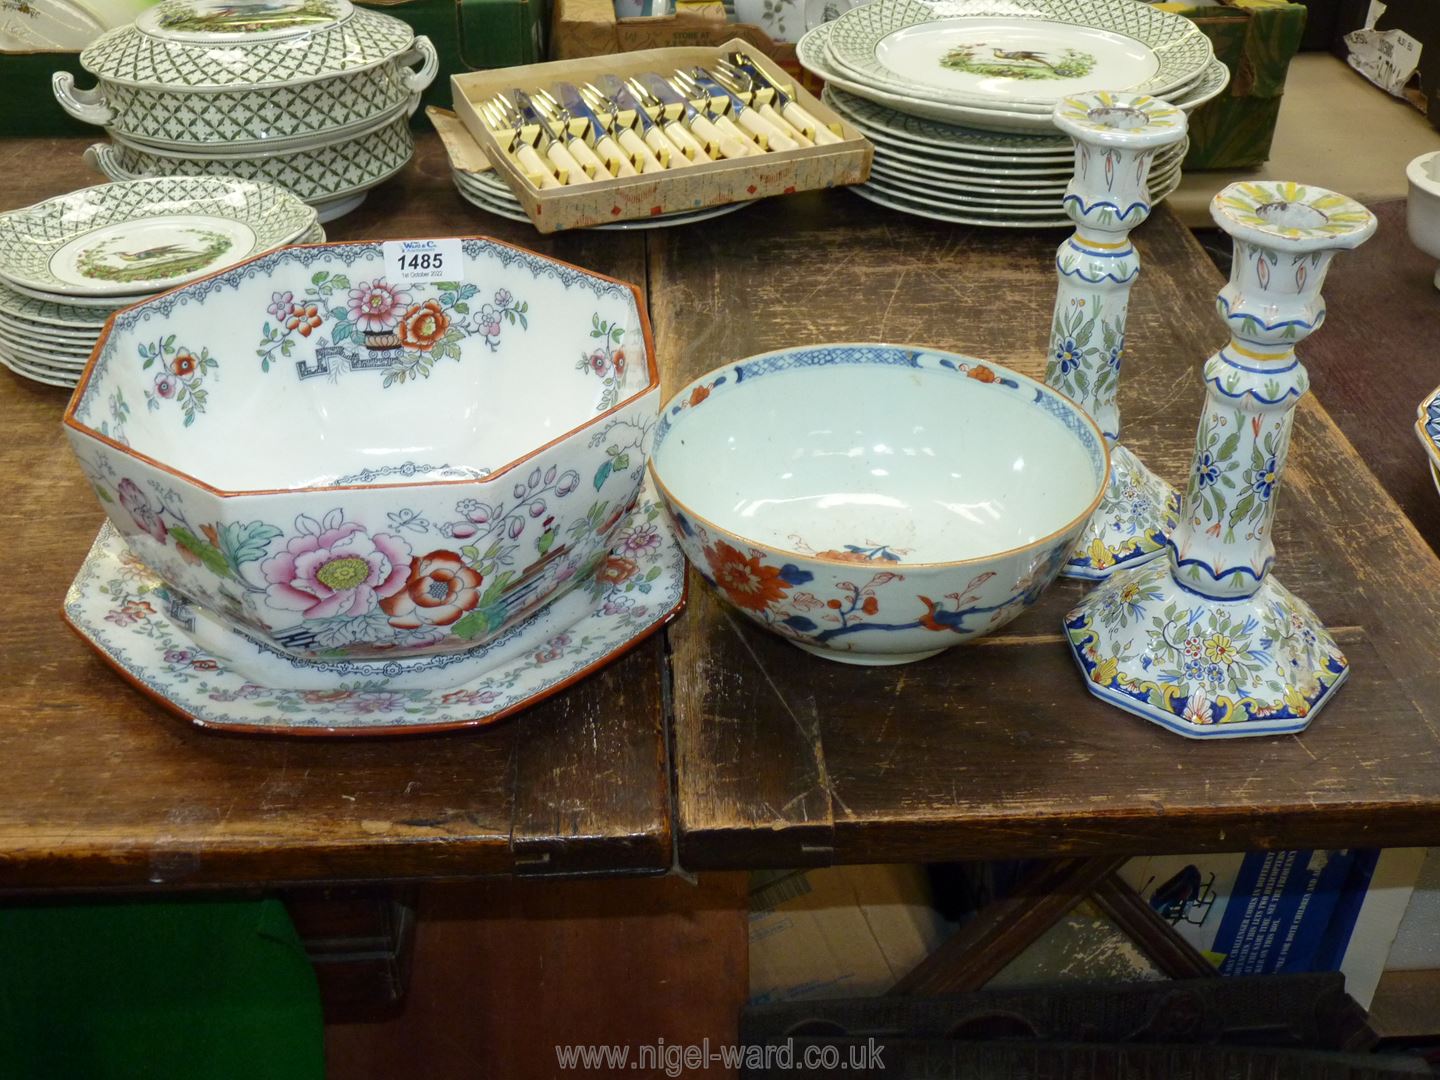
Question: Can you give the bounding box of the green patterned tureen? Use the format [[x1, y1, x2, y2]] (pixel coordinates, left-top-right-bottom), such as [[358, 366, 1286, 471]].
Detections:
[[53, 0, 437, 149], [64, 237, 660, 662]]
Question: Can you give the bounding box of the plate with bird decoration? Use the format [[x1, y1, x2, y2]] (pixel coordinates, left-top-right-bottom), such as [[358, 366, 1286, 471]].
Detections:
[[823, 0, 1212, 111], [0, 176, 316, 298]]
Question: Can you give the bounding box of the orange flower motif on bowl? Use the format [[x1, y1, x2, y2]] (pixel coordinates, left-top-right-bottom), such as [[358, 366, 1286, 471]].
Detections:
[[381, 549, 483, 629], [704, 539, 794, 613], [397, 300, 450, 352]]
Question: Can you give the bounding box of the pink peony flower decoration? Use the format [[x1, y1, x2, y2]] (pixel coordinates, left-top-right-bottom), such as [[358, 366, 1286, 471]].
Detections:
[[260, 520, 412, 621], [346, 279, 411, 333], [117, 478, 166, 543]]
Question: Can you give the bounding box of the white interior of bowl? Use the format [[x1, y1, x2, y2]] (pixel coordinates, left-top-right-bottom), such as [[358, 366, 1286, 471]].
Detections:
[[71, 239, 649, 491], [655, 361, 1102, 563], [1409, 150, 1440, 198]]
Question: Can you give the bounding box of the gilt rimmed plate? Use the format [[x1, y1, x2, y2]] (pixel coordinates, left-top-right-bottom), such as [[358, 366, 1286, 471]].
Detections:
[[0, 176, 315, 299], [825, 0, 1212, 109], [62, 481, 686, 736]]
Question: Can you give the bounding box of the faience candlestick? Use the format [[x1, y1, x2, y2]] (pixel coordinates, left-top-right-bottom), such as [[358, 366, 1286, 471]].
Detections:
[[1064, 181, 1376, 739], [1045, 92, 1188, 581]]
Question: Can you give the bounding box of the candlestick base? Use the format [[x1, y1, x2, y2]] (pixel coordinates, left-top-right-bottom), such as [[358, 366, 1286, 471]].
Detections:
[[1059, 444, 1179, 581], [1063, 559, 1349, 739]]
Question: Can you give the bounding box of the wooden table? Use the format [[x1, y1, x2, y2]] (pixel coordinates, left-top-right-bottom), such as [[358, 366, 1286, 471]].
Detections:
[[4, 134, 1440, 893], [0, 136, 674, 890], [652, 182, 1440, 870]]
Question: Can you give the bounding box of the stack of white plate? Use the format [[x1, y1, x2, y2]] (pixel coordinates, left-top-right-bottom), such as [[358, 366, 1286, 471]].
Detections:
[[54, 0, 437, 223], [0, 176, 323, 389], [797, 0, 1229, 226], [451, 168, 753, 231]]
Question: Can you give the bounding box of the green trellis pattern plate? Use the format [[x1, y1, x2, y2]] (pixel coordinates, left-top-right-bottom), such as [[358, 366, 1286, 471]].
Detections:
[[824, 0, 1213, 109], [0, 177, 314, 299]]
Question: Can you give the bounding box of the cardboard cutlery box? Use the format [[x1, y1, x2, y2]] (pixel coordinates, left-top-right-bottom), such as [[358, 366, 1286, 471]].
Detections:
[[451, 40, 872, 233]]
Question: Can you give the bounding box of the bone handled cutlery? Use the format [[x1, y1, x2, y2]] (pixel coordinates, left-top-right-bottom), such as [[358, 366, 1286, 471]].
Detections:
[[723, 52, 844, 145], [580, 83, 669, 173], [624, 76, 712, 162], [639, 72, 753, 160], [710, 59, 812, 147], [478, 99, 562, 189], [678, 67, 800, 152], [551, 84, 640, 178], [525, 86, 613, 178], [666, 71, 760, 154], [595, 75, 697, 168], [509, 89, 593, 183]]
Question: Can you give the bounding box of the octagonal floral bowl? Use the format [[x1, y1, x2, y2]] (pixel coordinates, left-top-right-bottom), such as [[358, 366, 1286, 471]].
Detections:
[[649, 344, 1108, 665], [64, 236, 658, 660]]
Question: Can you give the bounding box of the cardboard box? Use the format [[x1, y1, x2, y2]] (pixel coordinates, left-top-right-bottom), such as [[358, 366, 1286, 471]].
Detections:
[[358, 0, 549, 118], [1120, 848, 1427, 1008], [451, 40, 872, 232], [748, 865, 951, 1005], [1148, 0, 1308, 169], [551, 0, 795, 68], [1333, 0, 1440, 132]]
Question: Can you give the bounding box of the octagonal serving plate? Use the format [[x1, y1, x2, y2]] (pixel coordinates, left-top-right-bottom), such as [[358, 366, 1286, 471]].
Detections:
[[62, 479, 685, 735]]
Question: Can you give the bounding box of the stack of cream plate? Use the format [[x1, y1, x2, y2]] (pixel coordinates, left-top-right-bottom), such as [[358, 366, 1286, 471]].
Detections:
[[0, 176, 322, 389], [451, 169, 753, 231], [797, 0, 1229, 226], [54, 0, 437, 222]]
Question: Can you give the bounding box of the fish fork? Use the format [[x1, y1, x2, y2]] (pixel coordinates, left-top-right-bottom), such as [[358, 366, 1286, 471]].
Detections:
[[722, 53, 843, 145], [506, 89, 594, 184], [636, 72, 754, 160], [711, 60, 812, 147], [671, 68, 791, 152], [534, 86, 638, 177], [595, 75, 702, 168], [478, 99, 562, 189], [580, 83, 669, 173], [623, 76, 713, 162]]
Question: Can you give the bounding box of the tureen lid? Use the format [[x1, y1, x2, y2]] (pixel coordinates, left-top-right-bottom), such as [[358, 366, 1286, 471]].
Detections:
[[80, 0, 414, 89]]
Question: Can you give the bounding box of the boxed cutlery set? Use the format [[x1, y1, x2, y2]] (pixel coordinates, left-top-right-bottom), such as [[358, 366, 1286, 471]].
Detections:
[[0, 0, 1395, 742], [450, 40, 871, 231]]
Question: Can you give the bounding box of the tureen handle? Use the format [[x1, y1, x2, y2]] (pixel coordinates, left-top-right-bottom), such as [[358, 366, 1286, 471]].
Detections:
[[83, 142, 139, 182], [52, 72, 114, 127], [397, 35, 439, 101]]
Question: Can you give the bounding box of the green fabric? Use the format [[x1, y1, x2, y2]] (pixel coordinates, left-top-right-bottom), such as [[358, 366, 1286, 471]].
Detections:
[[355, 0, 550, 118], [1151, 0, 1308, 168], [0, 897, 323, 1080]]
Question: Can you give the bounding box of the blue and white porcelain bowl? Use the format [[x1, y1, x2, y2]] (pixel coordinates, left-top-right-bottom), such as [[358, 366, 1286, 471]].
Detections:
[[649, 344, 1108, 665], [65, 237, 659, 661]]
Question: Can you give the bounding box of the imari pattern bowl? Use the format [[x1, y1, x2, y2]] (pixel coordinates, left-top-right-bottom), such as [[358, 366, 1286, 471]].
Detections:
[[649, 344, 1108, 665], [65, 237, 659, 661]]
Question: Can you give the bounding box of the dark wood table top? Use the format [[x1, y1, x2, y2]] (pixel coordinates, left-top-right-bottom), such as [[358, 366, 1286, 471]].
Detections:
[[0, 135, 672, 889], [651, 184, 1440, 869], [6, 133, 1440, 889]]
